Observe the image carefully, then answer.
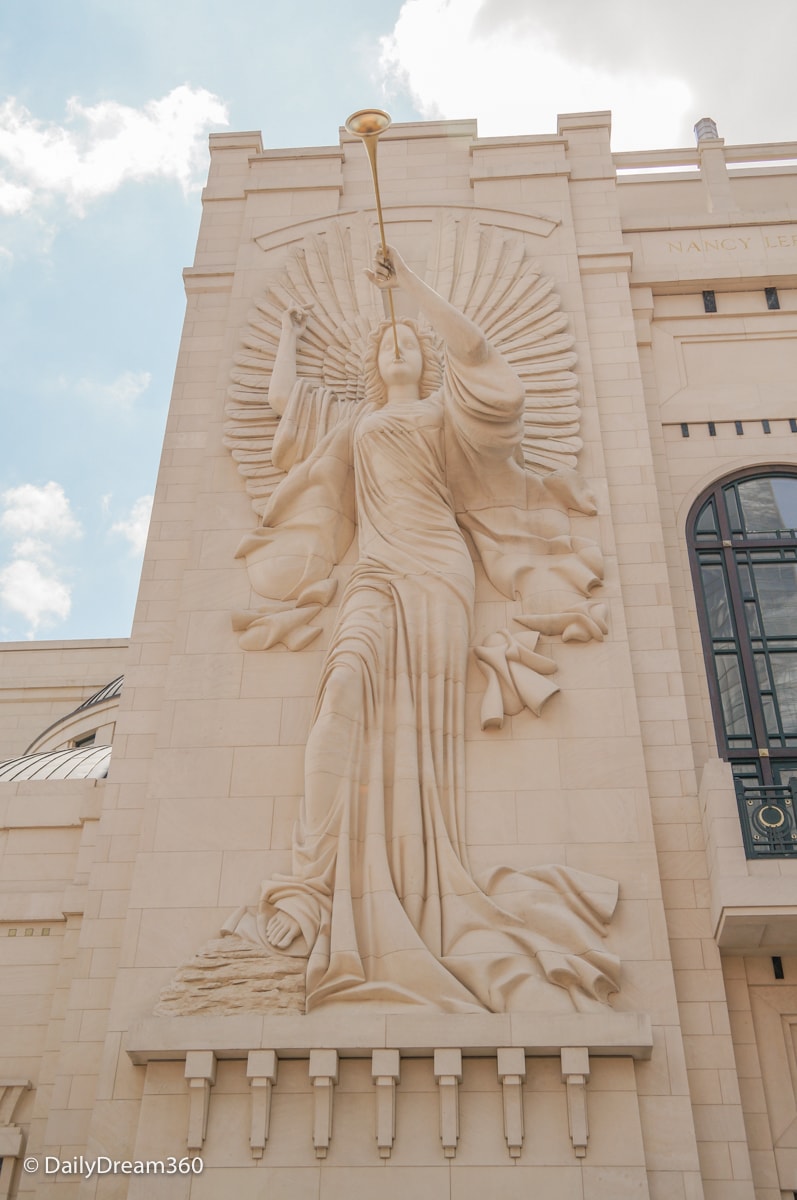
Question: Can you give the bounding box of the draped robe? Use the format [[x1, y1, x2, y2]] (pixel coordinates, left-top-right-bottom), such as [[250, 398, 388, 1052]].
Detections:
[[229, 343, 620, 1013]]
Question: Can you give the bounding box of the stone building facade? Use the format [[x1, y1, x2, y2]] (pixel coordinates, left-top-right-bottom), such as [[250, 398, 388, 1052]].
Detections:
[[1, 110, 797, 1199]]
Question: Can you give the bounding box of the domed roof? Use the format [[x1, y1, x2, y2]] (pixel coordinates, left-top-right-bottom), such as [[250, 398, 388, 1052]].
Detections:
[[24, 675, 124, 755], [0, 744, 112, 781], [72, 674, 124, 712]]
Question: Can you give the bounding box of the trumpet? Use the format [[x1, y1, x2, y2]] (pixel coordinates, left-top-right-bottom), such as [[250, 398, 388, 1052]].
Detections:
[[345, 108, 402, 361]]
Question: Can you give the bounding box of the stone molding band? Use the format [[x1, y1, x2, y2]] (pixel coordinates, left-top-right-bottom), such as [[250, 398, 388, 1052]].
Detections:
[[127, 1011, 653, 1063]]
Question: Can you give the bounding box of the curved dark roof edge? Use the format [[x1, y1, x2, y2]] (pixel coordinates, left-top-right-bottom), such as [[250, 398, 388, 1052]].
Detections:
[[24, 675, 124, 754]]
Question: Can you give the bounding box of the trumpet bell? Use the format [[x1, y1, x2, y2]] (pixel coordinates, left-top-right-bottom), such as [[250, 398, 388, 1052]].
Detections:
[[345, 108, 392, 139]]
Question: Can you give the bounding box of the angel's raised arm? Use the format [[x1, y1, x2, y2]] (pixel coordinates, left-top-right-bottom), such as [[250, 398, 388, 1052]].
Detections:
[[367, 245, 488, 366], [268, 306, 311, 416]]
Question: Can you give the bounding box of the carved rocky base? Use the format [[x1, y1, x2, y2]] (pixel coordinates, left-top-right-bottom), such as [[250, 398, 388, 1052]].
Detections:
[[154, 936, 306, 1017]]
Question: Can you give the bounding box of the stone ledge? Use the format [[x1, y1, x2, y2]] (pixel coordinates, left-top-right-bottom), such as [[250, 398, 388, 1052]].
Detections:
[[715, 904, 797, 951], [0, 893, 69, 923], [126, 1009, 652, 1064], [182, 268, 234, 293], [577, 247, 634, 275]]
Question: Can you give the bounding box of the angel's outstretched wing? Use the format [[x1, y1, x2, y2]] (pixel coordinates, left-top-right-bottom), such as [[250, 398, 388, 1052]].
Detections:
[[224, 213, 383, 517], [427, 213, 582, 474]]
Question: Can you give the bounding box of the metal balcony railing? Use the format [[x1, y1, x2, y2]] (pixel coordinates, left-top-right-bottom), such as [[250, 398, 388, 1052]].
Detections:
[[734, 779, 797, 858]]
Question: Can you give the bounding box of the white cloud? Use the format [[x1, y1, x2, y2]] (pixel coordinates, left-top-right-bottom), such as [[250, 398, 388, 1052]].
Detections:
[[110, 494, 153, 556], [377, 0, 797, 151], [1, 481, 82, 540], [0, 85, 229, 218], [11, 536, 54, 563], [0, 178, 32, 215], [0, 482, 82, 637], [378, 0, 691, 150], [72, 369, 153, 411], [0, 559, 71, 636]]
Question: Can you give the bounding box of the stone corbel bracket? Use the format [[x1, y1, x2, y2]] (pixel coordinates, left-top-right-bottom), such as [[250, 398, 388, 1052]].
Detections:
[[496, 1047, 526, 1158], [185, 1051, 216, 1152], [247, 1050, 278, 1159], [309, 1049, 339, 1159], [129, 1012, 652, 1164], [434, 1048, 463, 1158], [0, 1080, 32, 1200], [561, 1046, 590, 1158], [372, 1049, 400, 1159]]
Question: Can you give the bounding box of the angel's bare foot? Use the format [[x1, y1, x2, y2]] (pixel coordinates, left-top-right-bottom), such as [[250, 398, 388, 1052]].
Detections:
[[266, 911, 301, 950]]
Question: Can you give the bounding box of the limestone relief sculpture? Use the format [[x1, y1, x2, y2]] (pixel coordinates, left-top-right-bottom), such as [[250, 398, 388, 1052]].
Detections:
[[220, 214, 619, 1014]]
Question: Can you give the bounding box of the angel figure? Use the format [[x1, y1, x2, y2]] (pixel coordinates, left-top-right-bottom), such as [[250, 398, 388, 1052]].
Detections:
[[225, 232, 619, 1014]]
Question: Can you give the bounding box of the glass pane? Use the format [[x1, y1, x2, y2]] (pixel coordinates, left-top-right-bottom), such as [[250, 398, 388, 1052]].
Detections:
[[751, 561, 797, 637], [714, 653, 751, 738], [770, 655, 797, 735], [754, 653, 772, 691], [737, 476, 797, 535], [695, 499, 719, 539], [724, 486, 743, 533], [745, 601, 762, 638], [700, 564, 733, 638], [738, 563, 754, 598], [773, 762, 797, 787], [762, 694, 780, 738], [771, 478, 797, 531]]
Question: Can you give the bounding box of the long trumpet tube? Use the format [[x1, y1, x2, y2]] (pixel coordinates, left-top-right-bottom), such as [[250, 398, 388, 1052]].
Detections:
[[345, 109, 401, 360]]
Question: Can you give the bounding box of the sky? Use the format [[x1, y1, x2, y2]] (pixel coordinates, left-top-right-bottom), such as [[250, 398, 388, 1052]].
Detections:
[[1, 0, 795, 643]]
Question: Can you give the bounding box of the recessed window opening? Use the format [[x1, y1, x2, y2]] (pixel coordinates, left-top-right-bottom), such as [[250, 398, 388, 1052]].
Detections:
[[689, 470, 797, 790], [73, 732, 96, 749], [702, 290, 717, 313]]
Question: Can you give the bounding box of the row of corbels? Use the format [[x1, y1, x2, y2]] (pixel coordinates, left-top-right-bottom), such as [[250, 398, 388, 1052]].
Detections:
[[183, 1046, 591, 1161]]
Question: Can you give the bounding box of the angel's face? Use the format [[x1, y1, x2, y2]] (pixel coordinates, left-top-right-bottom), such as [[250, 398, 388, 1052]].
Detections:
[[378, 325, 423, 388]]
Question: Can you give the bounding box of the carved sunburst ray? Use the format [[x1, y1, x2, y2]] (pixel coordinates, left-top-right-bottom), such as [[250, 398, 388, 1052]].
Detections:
[[225, 212, 583, 515]]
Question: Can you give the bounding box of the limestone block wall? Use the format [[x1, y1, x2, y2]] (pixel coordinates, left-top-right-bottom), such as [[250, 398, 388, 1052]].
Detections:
[[83, 116, 695, 1198], [624, 132, 797, 1200], [723, 954, 797, 1200], [2, 115, 797, 1200], [0, 778, 106, 1196]]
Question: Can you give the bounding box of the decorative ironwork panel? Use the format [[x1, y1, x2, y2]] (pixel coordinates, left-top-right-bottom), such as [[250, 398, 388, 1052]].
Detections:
[[734, 779, 797, 858]]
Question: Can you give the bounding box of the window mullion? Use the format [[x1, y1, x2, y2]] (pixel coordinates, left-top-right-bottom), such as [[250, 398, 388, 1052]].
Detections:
[[725, 543, 771, 762]]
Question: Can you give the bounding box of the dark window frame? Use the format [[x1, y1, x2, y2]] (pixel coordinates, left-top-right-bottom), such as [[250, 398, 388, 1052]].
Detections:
[[687, 466, 797, 787]]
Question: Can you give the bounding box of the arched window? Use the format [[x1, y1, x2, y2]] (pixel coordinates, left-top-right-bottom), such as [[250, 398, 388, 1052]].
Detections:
[[688, 469, 797, 795]]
